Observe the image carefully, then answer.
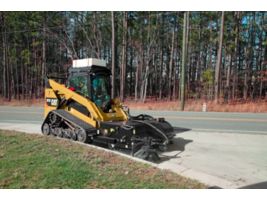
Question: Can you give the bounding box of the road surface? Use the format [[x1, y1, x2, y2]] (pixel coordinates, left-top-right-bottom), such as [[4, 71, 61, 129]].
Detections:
[[0, 106, 267, 188], [0, 106, 266, 134]]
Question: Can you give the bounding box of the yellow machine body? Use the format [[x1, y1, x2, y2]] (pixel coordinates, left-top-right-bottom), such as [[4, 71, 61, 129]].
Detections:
[[44, 79, 128, 129]]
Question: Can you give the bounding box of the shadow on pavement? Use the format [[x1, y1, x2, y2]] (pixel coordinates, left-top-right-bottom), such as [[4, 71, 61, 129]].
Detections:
[[169, 126, 192, 152], [239, 181, 267, 189], [154, 126, 193, 163], [156, 137, 193, 163], [173, 127, 191, 134], [208, 186, 222, 189], [168, 137, 193, 152]]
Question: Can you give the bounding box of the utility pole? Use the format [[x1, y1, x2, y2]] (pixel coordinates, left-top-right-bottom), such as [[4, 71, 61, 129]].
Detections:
[[180, 11, 189, 111], [111, 11, 116, 99]]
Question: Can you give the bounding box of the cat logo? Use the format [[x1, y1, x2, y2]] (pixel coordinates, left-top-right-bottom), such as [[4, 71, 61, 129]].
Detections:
[[46, 98, 58, 107]]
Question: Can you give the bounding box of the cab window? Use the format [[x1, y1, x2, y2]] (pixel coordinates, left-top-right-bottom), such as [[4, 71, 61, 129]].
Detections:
[[91, 75, 111, 108], [69, 76, 89, 97]]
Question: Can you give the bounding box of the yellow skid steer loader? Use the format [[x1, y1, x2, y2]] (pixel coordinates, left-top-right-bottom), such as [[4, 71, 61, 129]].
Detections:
[[41, 58, 175, 161]]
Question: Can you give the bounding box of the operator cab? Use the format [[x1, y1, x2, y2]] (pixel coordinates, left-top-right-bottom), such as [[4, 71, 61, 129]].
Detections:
[[67, 58, 112, 112]]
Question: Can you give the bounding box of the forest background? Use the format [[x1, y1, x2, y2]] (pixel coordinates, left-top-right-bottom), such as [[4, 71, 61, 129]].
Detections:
[[0, 12, 266, 112]]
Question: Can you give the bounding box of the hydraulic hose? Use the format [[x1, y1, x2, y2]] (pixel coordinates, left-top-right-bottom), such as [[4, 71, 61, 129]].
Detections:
[[131, 119, 169, 145]]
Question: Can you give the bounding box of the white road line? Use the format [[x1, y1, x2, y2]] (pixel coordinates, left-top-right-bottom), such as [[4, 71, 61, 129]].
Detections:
[[0, 120, 41, 123], [158, 115, 267, 123], [192, 128, 267, 134], [0, 110, 41, 114], [0, 120, 266, 134]]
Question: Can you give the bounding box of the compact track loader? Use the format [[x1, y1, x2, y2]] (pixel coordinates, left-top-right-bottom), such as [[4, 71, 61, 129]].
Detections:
[[41, 58, 175, 161]]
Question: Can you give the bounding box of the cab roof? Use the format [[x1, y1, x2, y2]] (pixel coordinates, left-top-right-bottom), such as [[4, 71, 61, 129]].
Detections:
[[69, 58, 111, 76], [72, 58, 106, 68]]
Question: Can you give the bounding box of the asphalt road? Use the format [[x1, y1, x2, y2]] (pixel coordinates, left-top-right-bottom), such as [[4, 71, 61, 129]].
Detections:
[[0, 105, 267, 188], [131, 110, 267, 134], [0, 106, 266, 134]]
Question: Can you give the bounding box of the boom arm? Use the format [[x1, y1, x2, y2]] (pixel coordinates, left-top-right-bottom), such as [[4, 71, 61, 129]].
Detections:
[[48, 79, 128, 125]]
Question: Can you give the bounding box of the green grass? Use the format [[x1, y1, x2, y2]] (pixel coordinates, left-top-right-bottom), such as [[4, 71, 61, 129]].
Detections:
[[0, 130, 205, 189]]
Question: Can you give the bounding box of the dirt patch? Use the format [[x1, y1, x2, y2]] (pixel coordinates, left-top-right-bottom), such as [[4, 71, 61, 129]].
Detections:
[[0, 98, 44, 107], [125, 99, 267, 113], [1, 97, 267, 112]]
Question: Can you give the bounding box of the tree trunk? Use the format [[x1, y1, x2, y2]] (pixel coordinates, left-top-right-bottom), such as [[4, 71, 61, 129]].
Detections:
[[214, 11, 225, 103], [7, 43, 11, 101], [259, 12, 266, 98], [15, 47, 19, 100], [172, 57, 177, 100], [159, 47, 163, 100], [168, 21, 175, 101], [41, 14, 46, 98], [9, 45, 15, 100], [130, 40, 134, 97], [226, 54, 232, 102], [135, 55, 141, 101], [159, 14, 165, 100], [243, 63, 248, 100], [111, 11, 116, 99], [260, 34, 267, 98], [232, 12, 240, 100], [2, 40, 6, 99], [2, 13, 7, 100], [120, 12, 127, 102], [243, 47, 249, 100], [93, 12, 100, 58], [243, 13, 255, 100], [142, 65, 149, 103]]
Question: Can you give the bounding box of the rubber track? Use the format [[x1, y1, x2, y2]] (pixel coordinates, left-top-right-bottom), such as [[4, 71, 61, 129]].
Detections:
[[45, 109, 97, 135]]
